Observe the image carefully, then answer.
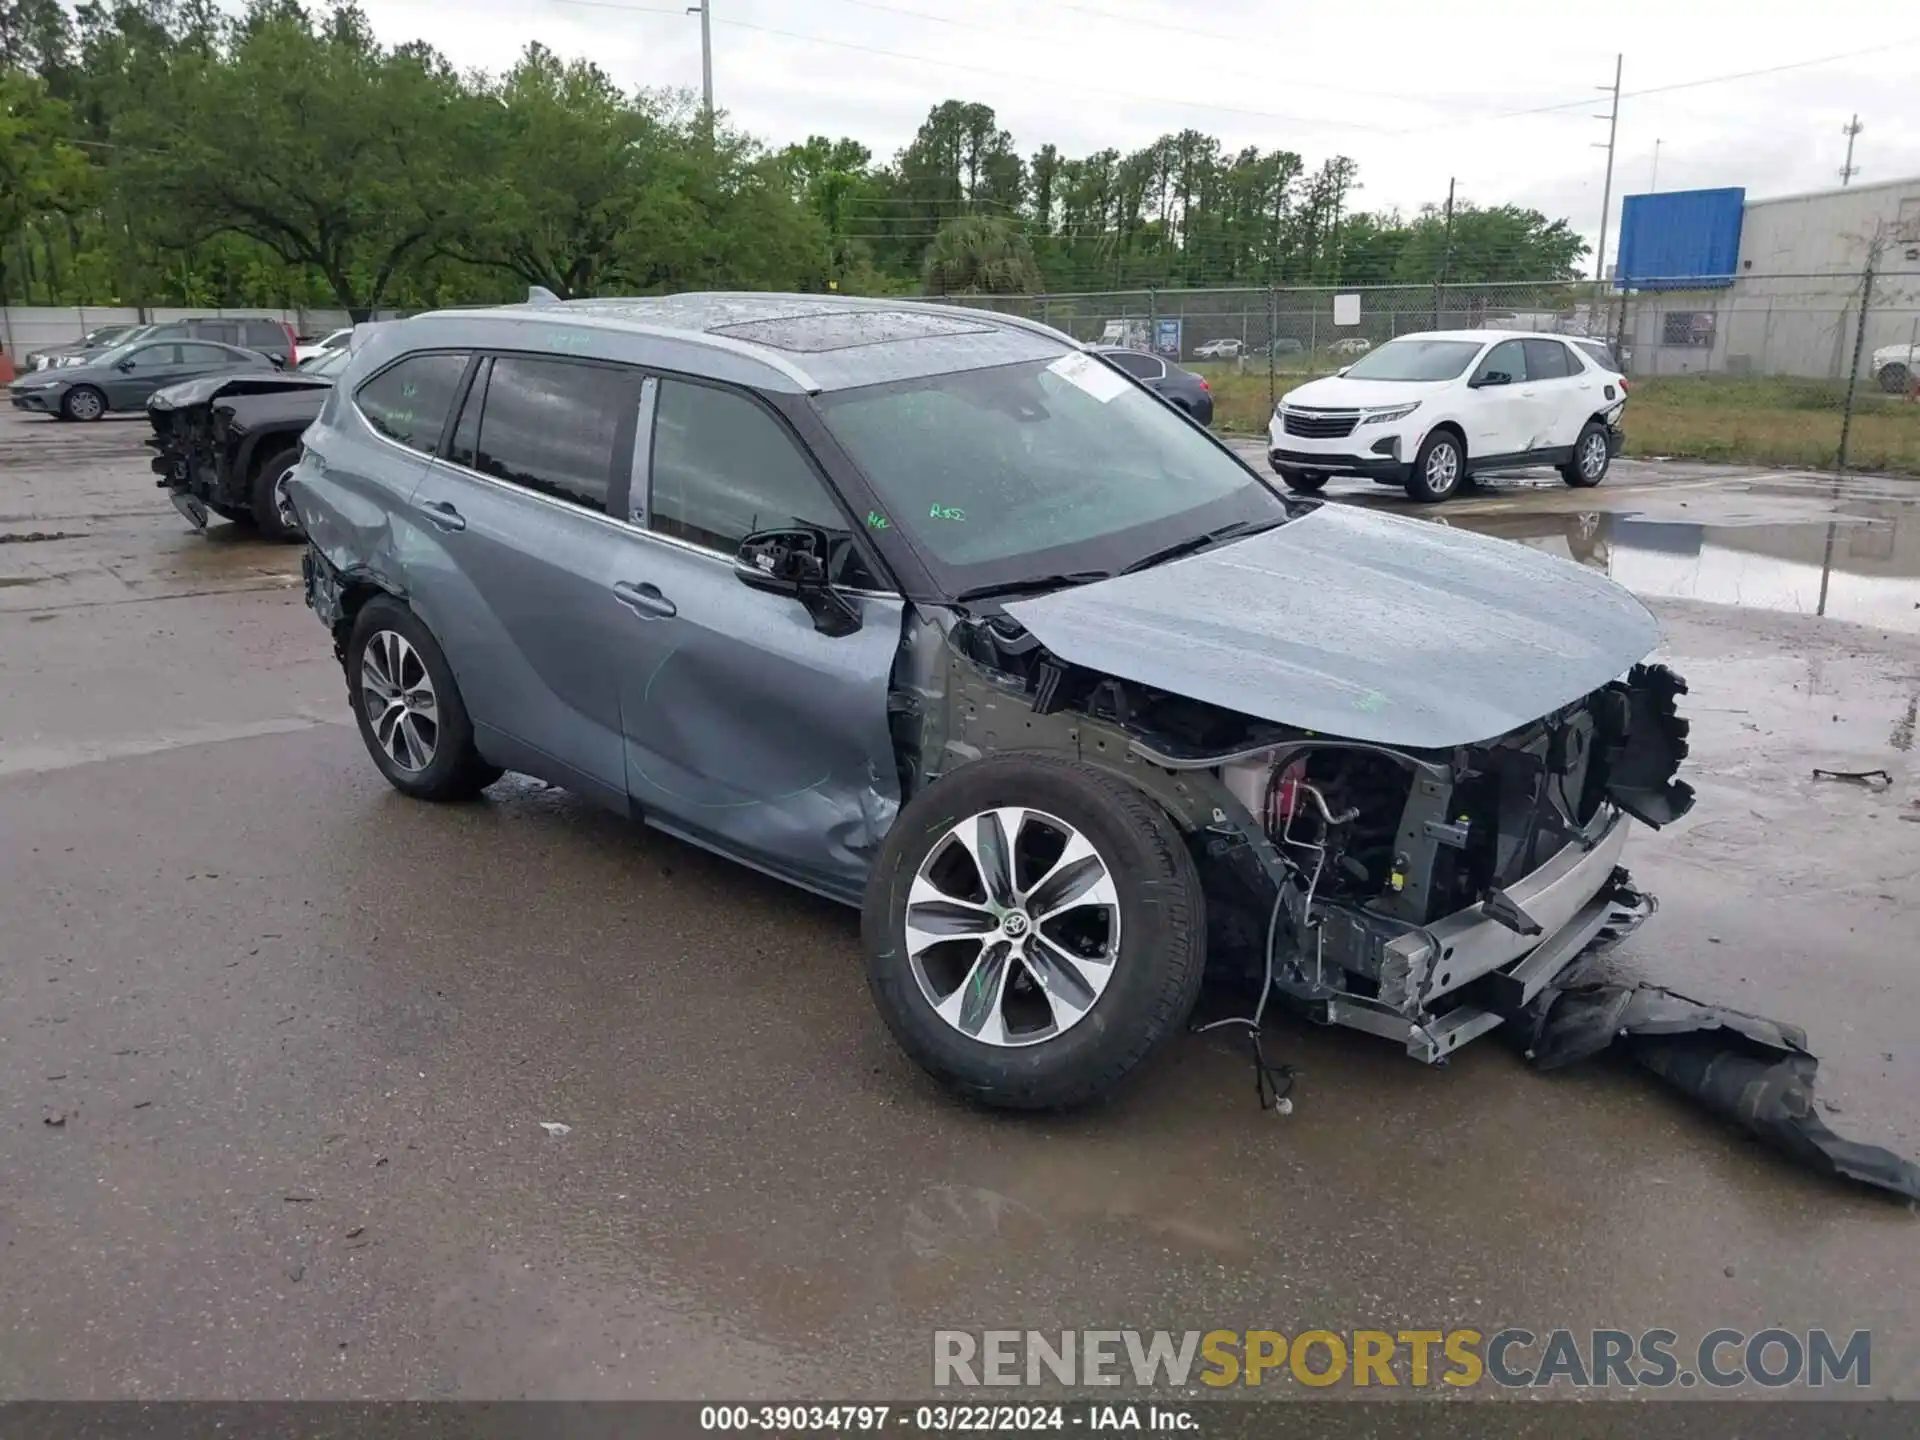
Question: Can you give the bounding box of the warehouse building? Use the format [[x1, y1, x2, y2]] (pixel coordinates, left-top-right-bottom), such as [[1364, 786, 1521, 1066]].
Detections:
[[1614, 175, 1920, 381]]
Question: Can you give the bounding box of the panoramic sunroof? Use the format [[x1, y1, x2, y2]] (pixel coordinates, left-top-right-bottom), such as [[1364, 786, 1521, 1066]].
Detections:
[[711, 309, 995, 353]]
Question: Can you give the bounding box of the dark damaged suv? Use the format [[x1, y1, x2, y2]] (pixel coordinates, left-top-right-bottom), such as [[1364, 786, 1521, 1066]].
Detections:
[[289, 294, 1692, 1109]]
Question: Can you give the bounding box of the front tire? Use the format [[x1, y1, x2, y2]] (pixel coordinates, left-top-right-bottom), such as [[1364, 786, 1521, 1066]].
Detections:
[[346, 598, 503, 801], [1879, 363, 1911, 395], [863, 754, 1207, 1110], [61, 386, 105, 422], [1406, 430, 1465, 502], [1561, 421, 1612, 488], [249, 446, 305, 542], [1278, 468, 1327, 493]]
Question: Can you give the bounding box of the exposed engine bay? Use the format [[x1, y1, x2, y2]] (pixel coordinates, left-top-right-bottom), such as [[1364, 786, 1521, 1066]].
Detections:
[[930, 607, 1695, 1065]]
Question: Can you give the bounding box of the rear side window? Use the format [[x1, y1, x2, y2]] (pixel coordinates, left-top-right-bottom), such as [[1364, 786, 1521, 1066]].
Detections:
[[470, 356, 640, 514], [178, 343, 234, 365], [1522, 339, 1571, 379], [1575, 340, 1619, 371], [1104, 351, 1162, 379], [243, 320, 287, 348], [649, 378, 875, 586], [356, 353, 469, 455]]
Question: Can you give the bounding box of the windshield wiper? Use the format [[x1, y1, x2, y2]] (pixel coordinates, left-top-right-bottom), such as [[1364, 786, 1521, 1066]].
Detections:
[[1119, 517, 1281, 575], [953, 570, 1113, 604]]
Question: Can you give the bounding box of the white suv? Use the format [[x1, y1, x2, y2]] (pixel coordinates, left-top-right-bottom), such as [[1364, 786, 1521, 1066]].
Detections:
[[1267, 329, 1628, 503]]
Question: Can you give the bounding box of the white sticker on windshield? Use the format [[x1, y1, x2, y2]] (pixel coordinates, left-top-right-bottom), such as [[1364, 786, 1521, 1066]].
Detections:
[[1047, 351, 1130, 404]]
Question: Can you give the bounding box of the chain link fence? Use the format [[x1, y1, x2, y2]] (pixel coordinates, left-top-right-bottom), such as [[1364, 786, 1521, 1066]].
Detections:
[[957, 270, 1920, 470]]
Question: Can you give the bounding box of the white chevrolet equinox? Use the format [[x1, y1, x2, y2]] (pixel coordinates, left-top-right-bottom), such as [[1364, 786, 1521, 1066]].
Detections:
[[1267, 330, 1628, 503]]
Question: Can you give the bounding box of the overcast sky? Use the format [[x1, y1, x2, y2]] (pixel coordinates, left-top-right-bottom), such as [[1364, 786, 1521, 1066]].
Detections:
[[359, 0, 1920, 268]]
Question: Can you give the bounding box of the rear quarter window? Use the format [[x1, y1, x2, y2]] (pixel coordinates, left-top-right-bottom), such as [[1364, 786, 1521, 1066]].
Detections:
[[355, 353, 470, 455]]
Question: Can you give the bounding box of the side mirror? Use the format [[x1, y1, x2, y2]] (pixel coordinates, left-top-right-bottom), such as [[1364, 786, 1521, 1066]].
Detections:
[[1471, 370, 1512, 388], [1336, 366, 1351, 377], [116, 358, 136, 372], [269, 355, 286, 369], [733, 526, 861, 637]]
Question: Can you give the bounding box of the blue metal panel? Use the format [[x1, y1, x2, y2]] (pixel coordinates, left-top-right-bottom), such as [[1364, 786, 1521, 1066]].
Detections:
[[1615, 188, 1745, 290]]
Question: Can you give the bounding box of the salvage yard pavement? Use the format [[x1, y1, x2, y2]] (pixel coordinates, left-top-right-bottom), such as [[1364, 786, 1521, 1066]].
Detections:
[[3, 408, 1917, 1398]]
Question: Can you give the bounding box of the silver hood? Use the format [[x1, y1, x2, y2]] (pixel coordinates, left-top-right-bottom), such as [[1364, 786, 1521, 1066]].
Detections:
[[1004, 502, 1661, 749]]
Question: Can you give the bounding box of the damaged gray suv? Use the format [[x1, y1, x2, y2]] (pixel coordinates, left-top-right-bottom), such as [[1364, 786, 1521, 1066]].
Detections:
[[291, 293, 1693, 1109]]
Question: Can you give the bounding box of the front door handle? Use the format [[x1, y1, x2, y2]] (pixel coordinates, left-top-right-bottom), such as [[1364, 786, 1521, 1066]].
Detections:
[[421, 500, 466, 532], [612, 580, 677, 619]]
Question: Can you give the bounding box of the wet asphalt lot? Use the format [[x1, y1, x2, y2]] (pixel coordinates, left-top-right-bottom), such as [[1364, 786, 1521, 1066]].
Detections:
[[2, 409, 1917, 1400]]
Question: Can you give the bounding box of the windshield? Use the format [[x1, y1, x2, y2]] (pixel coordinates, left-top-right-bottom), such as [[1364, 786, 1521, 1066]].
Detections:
[[1341, 338, 1484, 382], [84, 325, 133, 347], [816, 354, 1289, 595], [86, 341, 143, 368]]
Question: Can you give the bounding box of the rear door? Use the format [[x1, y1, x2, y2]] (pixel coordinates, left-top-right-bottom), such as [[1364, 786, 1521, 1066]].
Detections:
[[405, 353, 648, 810], [1521, 338, 1589, 451], [613, 375, 905, 900]]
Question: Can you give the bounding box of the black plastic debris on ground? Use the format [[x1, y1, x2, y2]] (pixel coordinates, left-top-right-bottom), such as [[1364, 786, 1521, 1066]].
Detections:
[[1514, 975, 1920, 1202]]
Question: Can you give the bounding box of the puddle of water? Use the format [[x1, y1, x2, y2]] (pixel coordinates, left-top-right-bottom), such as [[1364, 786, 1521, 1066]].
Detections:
[[0, 576, 42, 588], [1451, 507, 1920, 633]]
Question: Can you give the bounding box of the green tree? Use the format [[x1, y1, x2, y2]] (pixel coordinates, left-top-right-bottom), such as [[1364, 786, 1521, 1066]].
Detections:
[[922, 214, 1039, 296], [0, 70, 90, 302], [116, 3, 479, 312]]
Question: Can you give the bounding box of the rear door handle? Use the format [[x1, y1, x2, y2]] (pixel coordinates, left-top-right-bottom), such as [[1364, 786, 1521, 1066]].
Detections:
[[421, 500, 465, 532], [612, 580, 677, 619]]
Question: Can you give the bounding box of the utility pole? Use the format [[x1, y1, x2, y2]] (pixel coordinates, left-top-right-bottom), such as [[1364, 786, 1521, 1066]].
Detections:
[[1840, 114, 1863, 185], [1592, 53, 1622, 285], [1650, 138, 1661, 192], [687, 0, 713, 116], [1438, 176, 1457, 287]]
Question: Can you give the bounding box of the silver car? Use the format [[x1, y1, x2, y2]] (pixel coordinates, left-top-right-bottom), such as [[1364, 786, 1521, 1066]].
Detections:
[[291, 293, 1693, 1109]]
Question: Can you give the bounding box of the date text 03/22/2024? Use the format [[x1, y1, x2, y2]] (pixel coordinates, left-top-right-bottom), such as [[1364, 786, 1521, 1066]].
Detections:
[[698, 1405, 1190, 1432]]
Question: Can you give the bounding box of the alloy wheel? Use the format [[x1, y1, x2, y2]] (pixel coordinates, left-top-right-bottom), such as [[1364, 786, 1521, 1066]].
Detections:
[[1580, 432, 1608, 479], [1426, 441, 1460, 493], [67, 389, 102, 421], [360, 629, 438, 773], [271, 463, 302, 532], [905, 808, 1121, 1047]]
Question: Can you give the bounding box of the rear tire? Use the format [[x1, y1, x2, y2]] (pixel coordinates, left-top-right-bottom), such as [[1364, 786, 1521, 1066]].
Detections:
[[863, 754, 1207, 1110], [1879, 362, 1911, 395], [61, 386, 105, 422], [1560, 421, 1612, 488], [1406, 430, 1465, 503], [346, 598, 503, 801], [249, 446, 305, 542], [1278, 468, 1328, 493]]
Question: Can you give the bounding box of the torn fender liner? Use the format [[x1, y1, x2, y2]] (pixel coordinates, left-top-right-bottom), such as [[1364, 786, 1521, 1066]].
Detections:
[[1517, 978, 1920, 1201]]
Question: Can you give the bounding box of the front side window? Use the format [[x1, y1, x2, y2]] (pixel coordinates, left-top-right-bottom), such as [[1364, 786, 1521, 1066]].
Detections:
[[356, 352, 469, 456], [1342, 338, 1483, 382], [470, 356, 640, 513], [1472, 339, 1528, 385], [117, 344, 180, 371], [649, 379, 877, 586], [817, 355, 1287, 593]]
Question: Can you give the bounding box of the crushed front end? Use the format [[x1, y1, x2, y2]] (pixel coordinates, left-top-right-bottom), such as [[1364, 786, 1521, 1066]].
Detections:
[[1148, 665, 1694, 1060]]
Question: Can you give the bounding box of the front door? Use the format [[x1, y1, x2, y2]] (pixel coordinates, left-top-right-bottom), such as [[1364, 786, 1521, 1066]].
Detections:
[[404, 354, 648, 812], [612, 375, 905, 901], [102, 342, 186, 408], [1465, 339, 1541, 459]]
